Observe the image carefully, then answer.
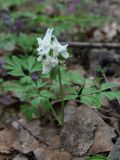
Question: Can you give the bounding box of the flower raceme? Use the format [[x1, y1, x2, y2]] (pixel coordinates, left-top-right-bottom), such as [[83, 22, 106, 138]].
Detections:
[[37, 28, 69, 74]]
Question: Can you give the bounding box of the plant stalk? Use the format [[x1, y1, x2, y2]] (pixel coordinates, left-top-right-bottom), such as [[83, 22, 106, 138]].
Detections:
[[58, 65, 64, 126], [50, 106, 62, 126]]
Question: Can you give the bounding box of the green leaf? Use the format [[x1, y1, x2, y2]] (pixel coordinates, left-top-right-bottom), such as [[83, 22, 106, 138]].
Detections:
[[4, 64, 16, 70], [91, 94, 101, 108], [8, 69, 25, 76], [25, 90, 38, 99], [85, 78, 95, 87], [64, 94, 77, 100], [27, 56, 36, 72], [31, 97, 41, 107], [21, 104, 39, 121], [41, 99, 52, 110], [0, 78, 3, 83], [12, 11, 37, 19], [82, 87, 99, 95], [102, 91, 120, 100], [86, 154, 109, 160], [4, 56, 23, 73], [20, 76, 32, 84], [80, 93, 101, 108], [37, 80, 46, 88], [40, 90, 56, 99], [12, 55, 21, 69], [31, 63, 42, 72], [70, 71, 85, 84], [0, 34, 16, 51], [65, 87, 77, 94], [50, 67, 58, 79], [20, 58, 29, 70], [100, 82, 119, 91], [3, 81, 25, 93], [4, 56, 15, 66], [0, 0, 28, 8], [17, 33, 35, 50]]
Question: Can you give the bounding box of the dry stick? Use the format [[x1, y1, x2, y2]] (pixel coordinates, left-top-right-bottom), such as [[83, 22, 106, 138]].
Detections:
[[101, 72, 120, 113], [62, 42, 120, 49]]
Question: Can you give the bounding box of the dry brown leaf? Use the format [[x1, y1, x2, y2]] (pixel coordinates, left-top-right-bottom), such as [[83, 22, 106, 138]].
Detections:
[[13, 154, 28, 160], [14, 128, 39, 154], [60, 105, 116, 156], [76, 106, 116, 154], [0, 154, 12, 160], [0, 127, 18, 154], [13, 119, 61, 154], [60, 118, 96, 156], [34, 148, 71, 160]]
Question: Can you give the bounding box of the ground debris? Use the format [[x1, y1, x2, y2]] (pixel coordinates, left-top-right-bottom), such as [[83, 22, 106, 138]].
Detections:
[[60, 105, 116, 156], [0, 126, 18, 154], [108, 137, 120, 160]]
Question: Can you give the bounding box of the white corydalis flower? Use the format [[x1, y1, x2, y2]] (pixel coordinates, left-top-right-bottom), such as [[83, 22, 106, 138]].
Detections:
[[37, 28, 53, 61], [52, 37, 69, 59], [42, 56, 58, 74], [36, 28, 69, 74]]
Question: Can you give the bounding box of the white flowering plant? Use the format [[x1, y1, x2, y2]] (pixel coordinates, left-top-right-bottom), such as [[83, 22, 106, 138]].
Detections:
[[36, 28, 70, 125], [36, 28, 69, 74], [2, 28, 120, 126]]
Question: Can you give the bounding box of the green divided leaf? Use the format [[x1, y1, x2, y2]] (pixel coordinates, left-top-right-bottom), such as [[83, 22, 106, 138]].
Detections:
[[100, 82, 119, 91], [17, 33, 35, 50], [41, 99, 52, 110], [12, 56, 21, 69], [27, 56, 36, 72], [31, 97, 41, 107], [21, 104, 39, 121], [31, 63, 42, 72], [82, 87, 99, 95], [3, 81, 25, 93], [69, 71, 85, 84], [8, 69, 24, 76], [102, 91, 120, 100], [64, 94, 77, 100], [0, 34, 16, 51], [20, 76, 32, 84], [80, 93, 101, 108], [4, 56, 15, 66], [4, 55, 25, 76], [37, 80, 46, 88], [40, 90, 56, 99]]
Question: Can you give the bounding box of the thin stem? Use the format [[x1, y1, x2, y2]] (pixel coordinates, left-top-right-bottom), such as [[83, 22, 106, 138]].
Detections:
[[50, 106, 62, 126], [58, 65, 64, 126]]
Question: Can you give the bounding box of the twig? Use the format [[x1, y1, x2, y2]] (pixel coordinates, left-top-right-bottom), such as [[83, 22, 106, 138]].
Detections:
[[61, 42, 120, 49]]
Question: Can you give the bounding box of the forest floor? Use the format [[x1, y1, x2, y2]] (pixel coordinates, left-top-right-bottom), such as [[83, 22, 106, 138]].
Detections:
[[0, 0, 120, 160]]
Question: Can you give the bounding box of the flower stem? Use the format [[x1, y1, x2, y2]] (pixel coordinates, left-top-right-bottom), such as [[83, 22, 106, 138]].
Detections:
[[58, 65, 64, 126], [50, 106, 62, 126]]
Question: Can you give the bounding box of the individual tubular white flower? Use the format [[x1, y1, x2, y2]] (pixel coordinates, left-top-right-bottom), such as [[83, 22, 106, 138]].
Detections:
[[42, 56, 58, 74], [52, 37, 69, 59], [37, 28, 53, 60], [42, 63, 51, 74]]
